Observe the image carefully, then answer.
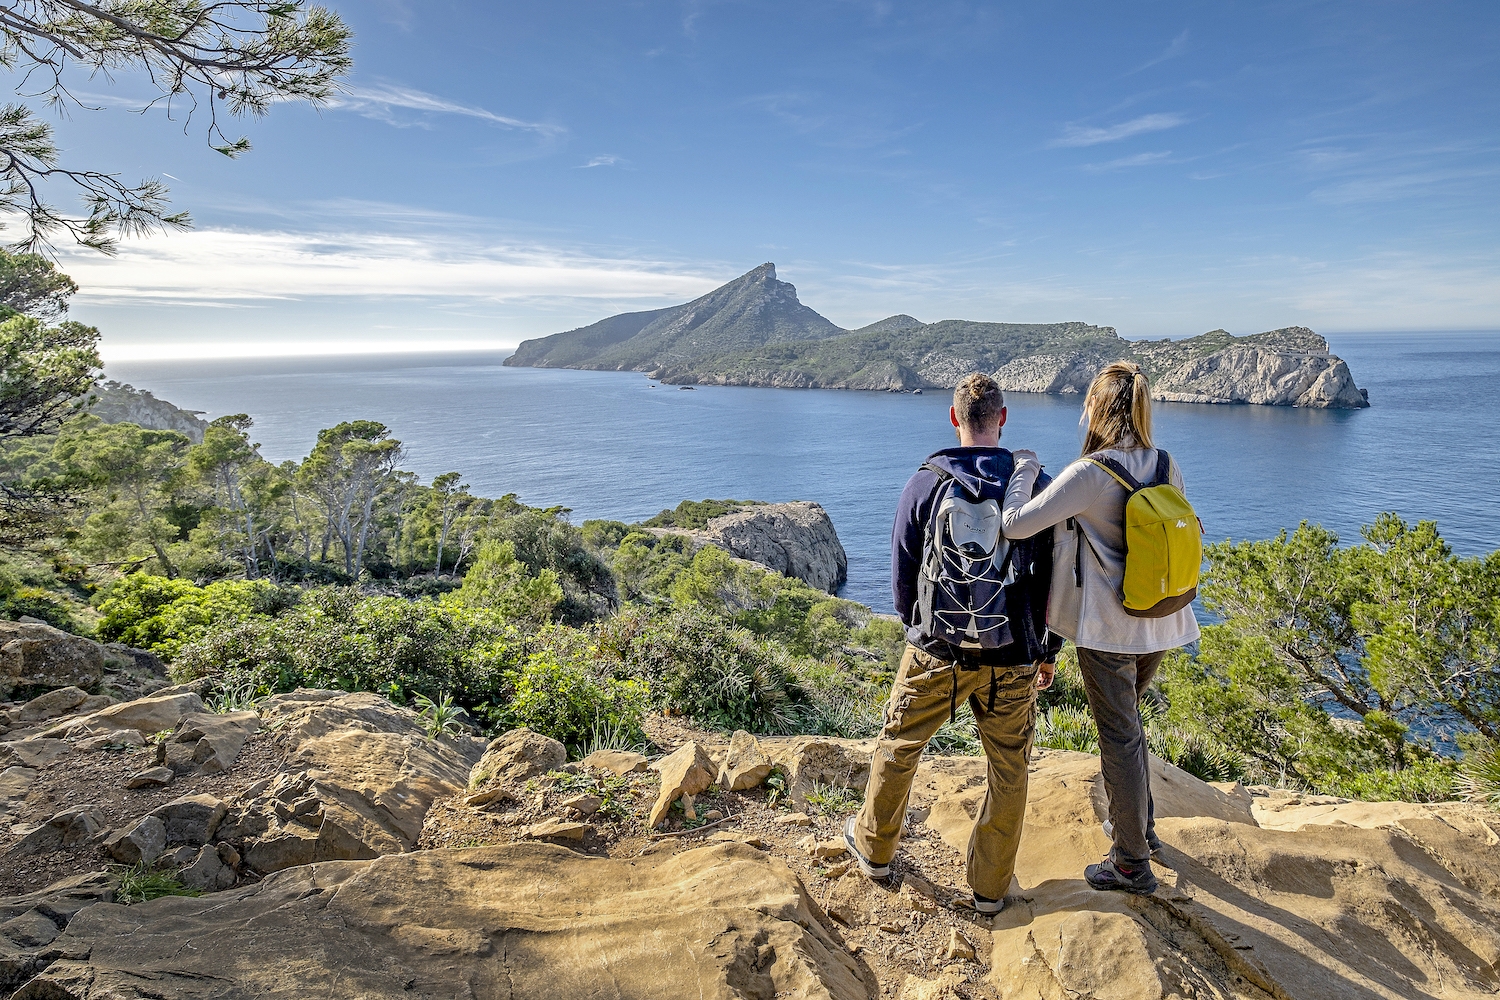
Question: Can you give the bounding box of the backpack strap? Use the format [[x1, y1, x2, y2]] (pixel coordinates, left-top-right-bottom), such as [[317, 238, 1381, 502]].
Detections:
[[1152, 449, 1172, 486], [1085, 453, 1143, 493]]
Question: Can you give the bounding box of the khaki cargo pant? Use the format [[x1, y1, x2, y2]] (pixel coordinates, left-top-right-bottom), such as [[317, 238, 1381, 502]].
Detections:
[[849, 644, 1038, 900]]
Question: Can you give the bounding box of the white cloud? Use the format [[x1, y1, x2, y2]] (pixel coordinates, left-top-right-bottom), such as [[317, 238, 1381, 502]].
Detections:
[[60, 229, 719, 307], [1083, 151, 1174, 172], [1053, 113, 1187, 148], [1133, 30, 1190, 74], [332, 83, 564, 135], [579, 154, 623, 168]]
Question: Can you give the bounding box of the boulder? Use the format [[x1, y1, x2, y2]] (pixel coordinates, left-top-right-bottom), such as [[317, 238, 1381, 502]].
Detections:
[[0, 765, 37, 823], [43, 690, 206, 738], [765, 736, 874, 808], [225, 690, 481, 874], [0, 872, 114, 992], [177, 845, 236, 892], [150, 794, 227, 845], [0, 622, 106, 698], [581, 748, 650, 775], [648, 741, 717, 828], [124, 766, 174, 789], [717, 729, 774, 791], [173, 710, 259, 773], [15, 687, 88, 723], [103, 815, 166, 865], [7, 807, 105, 857], [468, 727, 566, 792], [16, 843, 866, 999], [0, 739, 68, 768]]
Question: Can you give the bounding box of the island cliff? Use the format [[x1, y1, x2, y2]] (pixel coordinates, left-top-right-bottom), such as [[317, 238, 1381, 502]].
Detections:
[[506, 265, 1370, 408]]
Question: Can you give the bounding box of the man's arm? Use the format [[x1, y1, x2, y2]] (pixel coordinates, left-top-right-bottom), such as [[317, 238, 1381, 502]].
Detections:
[[891, 469, 937, 626]]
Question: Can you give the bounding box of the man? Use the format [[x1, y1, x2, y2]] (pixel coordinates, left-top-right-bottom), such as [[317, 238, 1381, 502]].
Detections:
[[843, 372, 1056, 914]]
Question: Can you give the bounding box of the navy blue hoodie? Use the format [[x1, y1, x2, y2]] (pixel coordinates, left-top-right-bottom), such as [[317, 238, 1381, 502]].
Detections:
[[891, 446, 1053, 656]]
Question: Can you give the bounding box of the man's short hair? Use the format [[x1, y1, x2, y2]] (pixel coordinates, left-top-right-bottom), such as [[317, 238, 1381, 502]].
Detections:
[[953, 373, 1005, 429]]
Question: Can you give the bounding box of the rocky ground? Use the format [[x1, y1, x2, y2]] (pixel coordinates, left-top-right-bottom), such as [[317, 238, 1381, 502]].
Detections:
[[3, 634, 1499, 999]]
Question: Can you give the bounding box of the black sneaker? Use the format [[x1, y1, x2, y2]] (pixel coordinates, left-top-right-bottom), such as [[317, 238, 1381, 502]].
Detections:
[[842, 816, 890, 879], [971, 892, 1004, 915], [1084, 857, 1158, 895]]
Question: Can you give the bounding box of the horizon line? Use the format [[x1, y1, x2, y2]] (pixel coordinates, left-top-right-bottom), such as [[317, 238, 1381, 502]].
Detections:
[[99, 327, 1500, 365]]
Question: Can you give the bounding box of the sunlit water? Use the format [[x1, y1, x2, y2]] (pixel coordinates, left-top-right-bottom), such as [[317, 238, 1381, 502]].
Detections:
[[109, 330, 1500, 613]]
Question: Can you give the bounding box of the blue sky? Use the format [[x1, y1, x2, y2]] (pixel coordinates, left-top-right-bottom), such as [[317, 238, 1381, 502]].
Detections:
[[33, 1, 1500, 359]]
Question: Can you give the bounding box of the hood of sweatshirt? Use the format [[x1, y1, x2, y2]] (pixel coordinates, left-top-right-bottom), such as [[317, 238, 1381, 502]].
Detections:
[[923, 446, 1015, 499]]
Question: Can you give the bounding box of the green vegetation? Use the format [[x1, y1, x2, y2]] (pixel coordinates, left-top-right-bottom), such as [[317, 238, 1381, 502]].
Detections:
[[112, 863, 201, 905], [0, 252, 1493, 809]]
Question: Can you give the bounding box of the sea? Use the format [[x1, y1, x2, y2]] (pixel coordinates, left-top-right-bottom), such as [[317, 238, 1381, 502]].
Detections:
[[108, 330, 1500, 613]]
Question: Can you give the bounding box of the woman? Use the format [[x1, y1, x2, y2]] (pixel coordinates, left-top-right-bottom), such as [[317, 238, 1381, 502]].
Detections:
[[1001, 361, 1199, 896]]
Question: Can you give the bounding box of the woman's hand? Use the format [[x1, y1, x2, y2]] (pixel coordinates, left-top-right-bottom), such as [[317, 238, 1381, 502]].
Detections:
[[1013, 448, 1039, 465], [1036, 661, 1055, 690]]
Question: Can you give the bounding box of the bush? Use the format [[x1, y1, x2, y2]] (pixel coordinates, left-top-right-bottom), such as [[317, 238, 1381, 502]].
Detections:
[[498, 654, 649, 754], [95, 574, 295, 659], [172, 588, 523, 713], [1316, 757, 1458, 803], [642, 499, 761, 530], [601, 604, 800, 732], [455, 540, 563, 626], [1459, 734, 1500, 807]]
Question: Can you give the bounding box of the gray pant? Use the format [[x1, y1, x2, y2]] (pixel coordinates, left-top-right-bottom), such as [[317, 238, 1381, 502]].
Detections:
[[1077, 647, 1165, 866]]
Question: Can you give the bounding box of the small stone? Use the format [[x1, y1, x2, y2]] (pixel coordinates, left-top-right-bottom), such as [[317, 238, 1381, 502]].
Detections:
[[581, 748, 650, 775], [775, 812, 813, 827], [702, 808, 723, 822], [821, 861, 853, 879], [878, 921, 906, 934], [77, 729, 145, 751], [901, 885, 939, 915], [806, 838, 848, 860], [216, 842, 241, 868], [124, 766, 174, 789], [104, 815, 167, 865], [943, 928, 976, 962], [526, 818, 590, 841], [561, 794, 602, 817], [647, 742, 716, 829]]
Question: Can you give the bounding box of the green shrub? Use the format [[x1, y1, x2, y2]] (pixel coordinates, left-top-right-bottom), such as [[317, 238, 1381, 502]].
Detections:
[[498, 654, 648, 754], [1036, 705, 1100, 754], [95, 574, 295, 659], [642, 499, 761, 530], [1317, 757, 1458, 803], [454, 540, 563, 626], [608, 604, 797, 732], [1459, 734, 1500, 807]]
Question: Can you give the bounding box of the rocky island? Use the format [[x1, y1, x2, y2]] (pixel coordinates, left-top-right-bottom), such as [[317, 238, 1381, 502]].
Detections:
[[505, 264, 1369, 408]]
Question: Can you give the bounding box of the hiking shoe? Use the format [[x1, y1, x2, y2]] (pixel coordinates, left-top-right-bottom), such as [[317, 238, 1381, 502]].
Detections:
[[842, 817, 890, 880], [1085, 857, 1159, 895], [971, 892, 1005, 915], [1101, 820, 1163, 855]]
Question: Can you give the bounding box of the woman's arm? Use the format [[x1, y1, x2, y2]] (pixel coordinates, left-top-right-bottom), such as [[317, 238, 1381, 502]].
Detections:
[[1002, 453, 1106, 539]]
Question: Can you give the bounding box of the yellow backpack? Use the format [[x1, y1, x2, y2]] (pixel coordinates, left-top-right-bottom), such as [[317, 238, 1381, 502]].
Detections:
[[1087, 450, 1202, 617]]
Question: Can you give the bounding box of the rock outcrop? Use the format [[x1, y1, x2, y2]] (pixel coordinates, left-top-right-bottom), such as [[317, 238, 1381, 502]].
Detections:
[[992, 328, 1370, 408], [16, 843, 866, 1000], [0, 623, 108, 700], [221, 690, 484, 874], [83, 381, 209, 442], [678, 501, 849, 593]]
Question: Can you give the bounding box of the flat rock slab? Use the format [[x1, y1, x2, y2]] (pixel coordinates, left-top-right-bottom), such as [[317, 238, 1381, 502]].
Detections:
[[18, 842, 866, 1000]]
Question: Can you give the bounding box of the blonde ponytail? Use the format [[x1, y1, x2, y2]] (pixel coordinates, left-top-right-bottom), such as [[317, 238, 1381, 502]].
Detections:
[[1081, 362, 1155, 455]]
